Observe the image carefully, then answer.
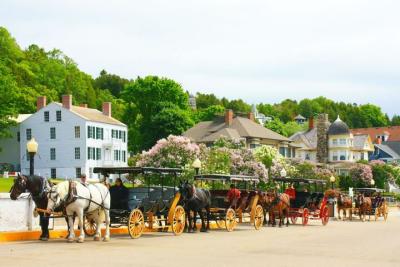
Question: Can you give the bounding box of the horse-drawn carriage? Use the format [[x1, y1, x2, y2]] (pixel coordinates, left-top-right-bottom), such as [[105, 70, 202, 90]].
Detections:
[[91, 167, 186, 238], [350, 188, 388, 222], [192, 174, 264, 231], [273, 178, 330, 226]]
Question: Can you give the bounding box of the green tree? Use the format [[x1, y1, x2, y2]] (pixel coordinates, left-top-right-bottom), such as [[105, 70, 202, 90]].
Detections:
[[358, 104, 389, 127], [391, 115, 400, 126], [195, 93, 221, 109], [226, 99, 251, 113], [94, 70, 129, 97], [122, 76, 191, 151], [265, 118, 287, 136], [196, 105, 225, 121]]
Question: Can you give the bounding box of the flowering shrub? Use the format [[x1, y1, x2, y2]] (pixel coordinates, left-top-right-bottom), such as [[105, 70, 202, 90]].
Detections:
[[137, 135, 200, 168], [254, 145, 278, 169], [349, 163, 373, 185]]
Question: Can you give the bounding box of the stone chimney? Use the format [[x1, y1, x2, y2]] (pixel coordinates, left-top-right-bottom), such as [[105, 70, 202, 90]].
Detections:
[[62, 95, 72, 110], [225, 109, 233, 126], [316, 114, 329, 164], [247, 112, 255, 121], [308, 116, 314, 130], [37, 96, 47, 111], [102, 102, 112, 117], [79, 103, 88, 108]]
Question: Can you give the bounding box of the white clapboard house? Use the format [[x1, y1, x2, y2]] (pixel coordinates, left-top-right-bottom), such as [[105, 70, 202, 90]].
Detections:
[[14, 95, 128, 180]]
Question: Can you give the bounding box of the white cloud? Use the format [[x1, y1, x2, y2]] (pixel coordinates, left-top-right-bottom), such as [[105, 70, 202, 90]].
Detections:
[[1, 0, 399, 115]]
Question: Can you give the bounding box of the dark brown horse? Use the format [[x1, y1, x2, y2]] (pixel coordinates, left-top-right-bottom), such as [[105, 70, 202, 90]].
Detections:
[[263, 191, 290, 227], [336, 192, 353, 220], [355, 193, 372, 221], [10, 174, 51, 240]]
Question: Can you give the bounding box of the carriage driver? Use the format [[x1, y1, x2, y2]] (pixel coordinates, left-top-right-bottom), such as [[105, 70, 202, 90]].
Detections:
[[227, 184, 241, 208], [284, 183, 296, 202], [80, 173, 87, 184]]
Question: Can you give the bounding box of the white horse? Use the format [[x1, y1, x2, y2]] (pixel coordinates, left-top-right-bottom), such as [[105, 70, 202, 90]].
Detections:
[[47, 181, 111, 243]]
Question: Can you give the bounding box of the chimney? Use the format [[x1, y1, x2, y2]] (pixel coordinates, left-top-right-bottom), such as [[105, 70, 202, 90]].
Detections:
[[316, 113, 329, 164], [308, 116, 314, 130], [79, 103, 88, 108], [225, 109, 233, 126], [102, 102, 112, 117], [247, 112, 255, 121], [37, 96, 47, 111], [62, 95, 72, 110]]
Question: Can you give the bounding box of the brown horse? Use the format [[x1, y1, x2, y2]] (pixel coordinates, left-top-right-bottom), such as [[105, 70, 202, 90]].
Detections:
[[355, 194, 372, 221], [263, 191, 290, 227], [336, 192, 353, 220]]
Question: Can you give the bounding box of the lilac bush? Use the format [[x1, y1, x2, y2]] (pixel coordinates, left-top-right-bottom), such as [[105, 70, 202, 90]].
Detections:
[[349, 163, 373, 184]]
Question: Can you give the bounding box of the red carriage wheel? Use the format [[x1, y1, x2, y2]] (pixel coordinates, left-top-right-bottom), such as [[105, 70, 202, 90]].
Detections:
[[321, 206, 329, 226], [302, 209, 309, 226]]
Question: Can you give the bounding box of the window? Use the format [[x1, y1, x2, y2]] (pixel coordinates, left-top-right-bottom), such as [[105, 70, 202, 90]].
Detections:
[[75, 126, 80, 138], [279, 147, 286, 157], [339, 151, 346, 161], [250, 144, 260, 149], [17, 132, 20, 142], [56, 110, 62, 121], [51, 168, 57, 179], [305, 153, 310, 160], [332, 139, 338, 145], [122, 151, 126, 162], [50, 148, 56, 160], [111, 129, 115, 139], [96, 148, 101, 160], [75, 168, 81, 178], [114, 150, 120, 161], [122, 131, 126, 142], [361, 153, 365, 160], [87, 147, 96, 160], [118, 130, 122, 139], [339, 139, 347, 145], [87, 126, 91, 138], [26, 129, 32, 140], [50, 127, 56, 139], [332, 151, 338, 161], [96, 127, 103, 140], [44, 111, 49, 122], [75, 147, 80, 160]]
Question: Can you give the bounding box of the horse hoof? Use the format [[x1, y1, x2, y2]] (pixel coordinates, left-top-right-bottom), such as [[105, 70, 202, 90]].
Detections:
[[103, 237, 110, 242], [200, 229, 207, 233], [77, 237, 84, 243], [94, 236, 101, 241], [67, 238, 74, 243]]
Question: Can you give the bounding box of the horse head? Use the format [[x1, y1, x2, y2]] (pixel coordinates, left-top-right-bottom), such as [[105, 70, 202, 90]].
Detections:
[[265, 190, 277, 204], [10, 174, 28, 200], [47, 181, 68, 212], [178, 180, 194, 201]]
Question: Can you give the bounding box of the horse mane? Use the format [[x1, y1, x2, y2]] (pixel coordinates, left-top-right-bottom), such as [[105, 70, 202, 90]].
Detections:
[[55, 181, 70, 199]]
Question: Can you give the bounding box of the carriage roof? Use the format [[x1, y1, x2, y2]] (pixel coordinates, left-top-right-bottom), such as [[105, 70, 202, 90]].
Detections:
[[93, 167, 183, 176], [272, 178, 327, 184], [194, 174, 260, 183]]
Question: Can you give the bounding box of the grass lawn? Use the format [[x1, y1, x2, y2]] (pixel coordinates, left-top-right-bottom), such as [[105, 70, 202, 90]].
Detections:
[[0, 177, 14, 193]]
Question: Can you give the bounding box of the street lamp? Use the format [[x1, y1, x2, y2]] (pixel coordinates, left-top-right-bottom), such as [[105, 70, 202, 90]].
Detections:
[[280, 168, 287, 178], [370, 179, 375, 188], [192, 158, 202, 175], [330, 175, 336, 189], [26, 137, 38, 176]]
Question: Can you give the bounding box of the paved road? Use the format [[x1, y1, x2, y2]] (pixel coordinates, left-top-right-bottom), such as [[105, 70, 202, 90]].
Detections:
[[1, 211, 399, 267]]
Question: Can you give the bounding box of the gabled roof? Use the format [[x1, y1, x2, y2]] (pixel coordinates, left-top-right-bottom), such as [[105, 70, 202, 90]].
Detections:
[[11, 114, 32, 123], [294, 114, 306, 120], [353, 134, 370, 150], [375, 143, 400, 159], [351, 126, 400, 142], [184, 116, 290, 143], [54, 103, 125, 126], [290, 128, 317, 149]]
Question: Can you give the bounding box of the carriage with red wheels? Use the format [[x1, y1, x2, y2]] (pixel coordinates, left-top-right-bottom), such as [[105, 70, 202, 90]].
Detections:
[[193, 174, 265, 231], [273, 178, 330, 226]]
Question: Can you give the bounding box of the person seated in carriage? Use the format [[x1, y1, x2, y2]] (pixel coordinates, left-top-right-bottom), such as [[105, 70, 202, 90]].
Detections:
[[110, 178, 129, 210], [374, 192, 384, 208], [227, 184, 241, 209], [284, 183, 296, 202]]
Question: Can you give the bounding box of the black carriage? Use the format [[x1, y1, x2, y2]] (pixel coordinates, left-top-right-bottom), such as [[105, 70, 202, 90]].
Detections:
[[273, 178, 330, 226], [194, 174, 264, 231], [91, 167, 186, 238]]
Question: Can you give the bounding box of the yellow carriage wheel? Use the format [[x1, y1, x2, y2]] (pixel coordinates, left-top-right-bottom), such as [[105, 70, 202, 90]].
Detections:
[[253, 205, 264, 230], [172, 205, 185, 236], [225, 208, 236, 232], [128, 209, 145, 239], [83, 216, 97, 237]]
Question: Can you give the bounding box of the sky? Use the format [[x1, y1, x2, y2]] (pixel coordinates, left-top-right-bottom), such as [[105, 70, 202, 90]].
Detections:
[[1, 0, 399, 116]]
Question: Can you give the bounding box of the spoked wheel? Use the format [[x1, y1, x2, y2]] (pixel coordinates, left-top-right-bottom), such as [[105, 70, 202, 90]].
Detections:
[[321, 206, 329, 226], [225, 208, 236, 232], [172, 205, 185, 236], [216, 219, 226, 228], [290, 216, 298, 225], [253, 205, 264, 230], [128, 209, 145, 239], [83, 216, 97, 237], [302, 209, 309, 226]]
